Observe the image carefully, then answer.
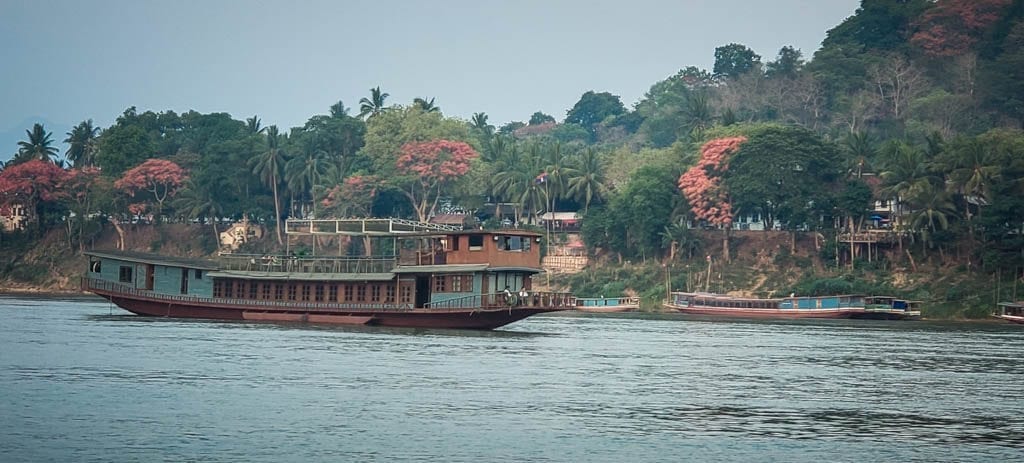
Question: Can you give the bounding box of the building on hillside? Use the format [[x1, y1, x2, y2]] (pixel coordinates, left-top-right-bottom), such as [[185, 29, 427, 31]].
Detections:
[[1, 203, 31, 231], [219, 218, 263, 251], [539, 212, 581, 232]]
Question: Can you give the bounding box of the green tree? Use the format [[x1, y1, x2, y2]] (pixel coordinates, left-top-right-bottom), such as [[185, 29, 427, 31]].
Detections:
[[249, 125, 287, 244], [16, 123, 60, 164], [359, 86, 390, 120], [64, 120, 101, 168], [565, 91, 627, 128], [566, 148, 609, 213], [765, 46, 804, 78], [413, 97, 440, 113], [285, 136, 330, 218], [713, 43, 762, 79], [174, 179, 225, 247], [528, 111, 555, 125]]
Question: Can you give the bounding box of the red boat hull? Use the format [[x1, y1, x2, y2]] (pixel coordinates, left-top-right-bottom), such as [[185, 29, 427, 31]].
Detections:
[[98, 291, 563, 330]]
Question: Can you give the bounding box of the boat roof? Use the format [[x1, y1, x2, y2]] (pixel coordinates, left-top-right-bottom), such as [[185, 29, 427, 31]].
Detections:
[[672, 291, 865, 301], [393, 264, 490, 274], [85, 250, 220, 270], [207, 270, 395, 281]]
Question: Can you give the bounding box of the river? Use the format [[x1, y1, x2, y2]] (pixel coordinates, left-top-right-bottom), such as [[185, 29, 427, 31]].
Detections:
[[0, 295, 1021, 462]]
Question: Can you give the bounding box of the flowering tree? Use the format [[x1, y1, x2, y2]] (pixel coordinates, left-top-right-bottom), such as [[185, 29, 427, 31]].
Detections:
[[0, 159, 70, 230], [395, 140, 478, 222], [114, 159, 187, 218], [321, 175, 380, 218], [911, 0, 1012, 57], [678, 137, 747, 262], [63, 167, 109, 250]]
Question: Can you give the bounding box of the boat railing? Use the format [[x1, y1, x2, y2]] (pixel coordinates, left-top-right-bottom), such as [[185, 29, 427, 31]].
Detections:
[[424, 292, 576, 310], [576, 296, 640, 307], [217, 254, 398, 274], [82, 277, 548, 313]]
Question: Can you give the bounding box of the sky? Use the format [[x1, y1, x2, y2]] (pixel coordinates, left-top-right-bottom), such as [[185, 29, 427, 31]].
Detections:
[[0, 0, 860, 160]]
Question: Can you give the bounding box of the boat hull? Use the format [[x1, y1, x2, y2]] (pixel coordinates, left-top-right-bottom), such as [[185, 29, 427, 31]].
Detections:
[[995, 314, 1024, 325], [97, 291, 564, 330], [665, 303, 859, 319], [575, 305, 637, 313]]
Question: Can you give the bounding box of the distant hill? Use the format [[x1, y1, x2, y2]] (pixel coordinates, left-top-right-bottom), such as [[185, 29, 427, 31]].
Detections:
[[0, 118, 72, 164]]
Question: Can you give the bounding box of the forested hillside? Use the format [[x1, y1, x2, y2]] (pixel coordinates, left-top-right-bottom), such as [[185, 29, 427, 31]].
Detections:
[[2, 0, 1023, 311]]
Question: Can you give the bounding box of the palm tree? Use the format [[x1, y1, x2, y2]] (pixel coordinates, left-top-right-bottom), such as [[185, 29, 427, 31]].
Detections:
[[245, 116, 265, 134], [471, 112, 493, 134], [566, 148, 608, 213], [359, 86, 390, 120], [413, 97, 440, 113], [493, 144, 545, 224], [908, 183, 956, 255], [285, 136, 330, 219], [843, 131, 875, 178], [541, 141, 579, 208], [945, 141, 1000, 222], [681, 92, 714, 141], [329, 100, 350, 118], [174, 180, 225, 247], [250, 125, 286, 244], [64, 120, 101, 168], [17, 123, 59, 163]]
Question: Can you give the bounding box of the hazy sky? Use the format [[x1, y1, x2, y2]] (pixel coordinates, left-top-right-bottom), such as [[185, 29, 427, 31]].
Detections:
[[0, 0, 859, 156]]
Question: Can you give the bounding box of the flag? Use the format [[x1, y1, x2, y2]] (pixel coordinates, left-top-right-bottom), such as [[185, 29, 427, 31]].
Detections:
[[535, 172, 548, 184]]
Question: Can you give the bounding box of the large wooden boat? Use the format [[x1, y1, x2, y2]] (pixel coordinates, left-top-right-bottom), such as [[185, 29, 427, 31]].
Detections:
[[995, 302, 1024, 324], [664, 291, 866, 319], [82, 218, 575, 330], [574, 296, 640, 313]]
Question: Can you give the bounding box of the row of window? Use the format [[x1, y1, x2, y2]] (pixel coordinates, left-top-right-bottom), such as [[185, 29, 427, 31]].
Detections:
[[212, 280, 412, 304], [447, 235, 533, 252], [433, 274, 473, 293]]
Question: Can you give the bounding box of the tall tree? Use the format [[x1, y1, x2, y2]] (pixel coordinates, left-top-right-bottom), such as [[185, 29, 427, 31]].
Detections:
[[329, 100, 351, 118], [250, 125, 287, 244], [16, 123, 60, 164], [0, 159, 70, 231], [174, 179, 225, 246], [64, 120, 101, 168], [765, 46, 804, 78], [284, 136, 330, 219], [245, 115, 265, 134], [567, 148, 609, 213], [679, 137, 748, 262], [565, 91, 627, 128], [359, 86, 390, 119]]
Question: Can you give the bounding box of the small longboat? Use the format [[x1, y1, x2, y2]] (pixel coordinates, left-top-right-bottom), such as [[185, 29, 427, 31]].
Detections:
[[82, 218, 574, 330], [574, 296, 640, 313], [852, 296, 922, 320], [995, 302, 1024, 324], [663, 291, 865, 319]]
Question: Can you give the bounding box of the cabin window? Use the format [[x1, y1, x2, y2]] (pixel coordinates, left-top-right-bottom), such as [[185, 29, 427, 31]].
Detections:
[[194, 269, 203, 279], [371, 285, 381, 302], [301, 285, 311, 301], [450, 236, 460, 251], [386, 285, 395, 303], [261, 284, 271, 300], [213, 281, 222, 298], [468, 235, 484, 251], [328, 284, 338, 302], [451, 274, 471, 292], [315, 284, 324, 302], [119, 266, 133, 283], [356, 286, 366, 302], [287, 284, 297, 300], [248, 282, 258, 299], [434, 276, 446, 292], [400, 284, 412, 303], [274, 283, 284, 300], [90, 259, 102, 273], [344, 285, 353, 302]]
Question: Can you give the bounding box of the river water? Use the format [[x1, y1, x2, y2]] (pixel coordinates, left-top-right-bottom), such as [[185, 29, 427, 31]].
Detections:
[[0, 295, 1021, 462]]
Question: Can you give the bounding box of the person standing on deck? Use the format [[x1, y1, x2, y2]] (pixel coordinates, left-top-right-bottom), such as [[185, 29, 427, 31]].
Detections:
[[518, 286, 529, 306]]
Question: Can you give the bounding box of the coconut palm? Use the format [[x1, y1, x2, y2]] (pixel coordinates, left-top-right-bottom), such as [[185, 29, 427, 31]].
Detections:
[[493, 144, 545, 224], [329, 100, 351, 118], [17, 123, 59, 163], [567, 148, 608, 213], [413, 97, 440, 113], [843, 131, 875, 178], [541, 141, 579, 207], [285, 136, 330, 219], [359, 86, 390, 120], [249, 125, 286, 244], [908, 183, 956, 254], [64, 120, 101, 168], [471, 112, 493, 135], [944, 141, 1001, 222], [245, 116, 265, 134], [174, 179, 225, 247]]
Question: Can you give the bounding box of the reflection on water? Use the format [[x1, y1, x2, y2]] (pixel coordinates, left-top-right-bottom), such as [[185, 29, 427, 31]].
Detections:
[[1, 296, 1022, 462]]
